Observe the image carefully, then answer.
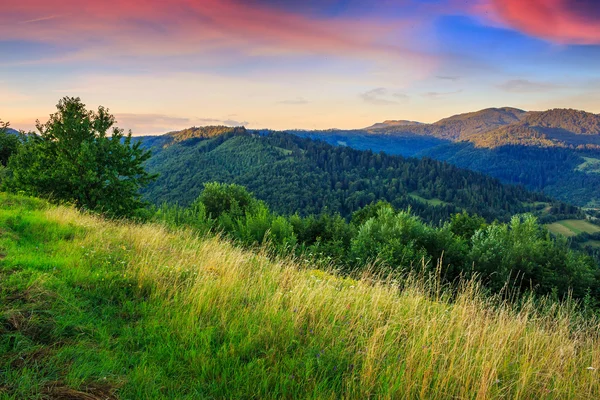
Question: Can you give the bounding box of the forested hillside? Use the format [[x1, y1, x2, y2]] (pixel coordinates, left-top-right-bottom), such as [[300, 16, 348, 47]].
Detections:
[[419, 144, 600, 207], [139, 128, 551, 223], [367, 107, 528, 140], [285, 108, 600, 207]]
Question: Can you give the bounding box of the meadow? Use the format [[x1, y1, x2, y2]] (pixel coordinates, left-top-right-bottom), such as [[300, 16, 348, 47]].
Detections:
[[546, 219, 600, 237], [1, 193, 600, 399]]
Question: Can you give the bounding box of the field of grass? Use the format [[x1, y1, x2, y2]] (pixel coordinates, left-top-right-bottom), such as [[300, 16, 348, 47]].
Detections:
[[583, 240, 600, 248], [546, 219, 600, 237], [1, 193, 600, 399], [408, 192, 449, 207], [576, 157, 600, 174]]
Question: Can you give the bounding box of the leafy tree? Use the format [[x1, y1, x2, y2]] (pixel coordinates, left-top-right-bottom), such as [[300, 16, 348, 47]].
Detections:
[[351, 206, 431, 270], [448, 211, 486, 239], [197, 182, 257, 220], [0, 120, 20, 166], [5, 97, 156, 217]]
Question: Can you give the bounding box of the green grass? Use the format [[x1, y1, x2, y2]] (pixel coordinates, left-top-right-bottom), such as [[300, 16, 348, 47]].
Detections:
[[1, 193, 600, 399], [408, 192, 449, 207], [546, 219, 600, 237], [576, 157, 600, 174]]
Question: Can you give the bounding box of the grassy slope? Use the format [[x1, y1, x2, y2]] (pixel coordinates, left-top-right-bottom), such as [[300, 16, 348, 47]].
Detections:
[[546, 219, 600, 237], [1, 194, 600, 399]]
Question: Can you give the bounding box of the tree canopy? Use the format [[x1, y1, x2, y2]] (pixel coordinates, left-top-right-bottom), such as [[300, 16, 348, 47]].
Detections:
[[5, 97, 156, 217]]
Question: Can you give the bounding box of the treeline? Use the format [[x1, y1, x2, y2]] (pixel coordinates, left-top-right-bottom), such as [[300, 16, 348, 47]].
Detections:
[[154, 182, 600, 306], [141, 128, 552, 223], [421, 142, 600, 207]]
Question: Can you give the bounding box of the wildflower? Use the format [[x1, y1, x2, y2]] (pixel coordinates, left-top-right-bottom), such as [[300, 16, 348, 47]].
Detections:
[[587, 366, 596, 371]]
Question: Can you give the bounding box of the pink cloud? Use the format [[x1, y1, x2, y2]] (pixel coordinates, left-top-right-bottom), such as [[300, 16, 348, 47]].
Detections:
[[478, 0, 600, 44], [0, 0, 433, 67]]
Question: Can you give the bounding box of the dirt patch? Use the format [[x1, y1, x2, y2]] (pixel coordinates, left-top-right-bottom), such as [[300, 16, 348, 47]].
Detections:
[[43, 382, 119, 400], [10, 345, 55, 369]]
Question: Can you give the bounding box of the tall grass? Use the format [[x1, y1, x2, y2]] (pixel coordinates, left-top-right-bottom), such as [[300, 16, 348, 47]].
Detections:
[[2, 195, 600, 398]]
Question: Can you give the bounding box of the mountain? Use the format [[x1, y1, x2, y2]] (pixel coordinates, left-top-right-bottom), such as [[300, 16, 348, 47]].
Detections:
[[365, 107, 528, 140], [467, 109, 600, 148], [283, 108, 600, 208], [364, 120, 424, 130], [139, 128, 554, 223], [1, 127, 19, 136], [137, 126, 246, 148]]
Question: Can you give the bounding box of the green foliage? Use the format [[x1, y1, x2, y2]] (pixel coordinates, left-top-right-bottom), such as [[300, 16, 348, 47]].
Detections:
[[4, 97, 156, 217], [154, 185, 598, 304], [290, 108, 600, 209], [350, 200, 393, 226], [469, 215, 598, 299], [198, 182, 257, 220], [420, 142, 600, 208], [2, 192, 600, 398], [351, 206, 431, 270], [0, 119, 20, 166], [141, 129, 548, 223], [448, 211, 487, 239]]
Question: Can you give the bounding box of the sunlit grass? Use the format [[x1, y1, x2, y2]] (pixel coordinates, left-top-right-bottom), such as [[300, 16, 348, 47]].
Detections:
[[1, 193, 599, 399]]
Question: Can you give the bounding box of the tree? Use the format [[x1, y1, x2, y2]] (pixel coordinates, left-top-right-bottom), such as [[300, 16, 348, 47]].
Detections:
[[5, 97, 156, 217], [0, 120, 20, 166], [196, 182, 257, 220]]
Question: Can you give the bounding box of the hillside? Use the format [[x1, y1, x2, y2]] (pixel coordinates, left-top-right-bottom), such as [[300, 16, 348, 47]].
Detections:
[[468, 109, 600, 148], [365, 107, 528, 140], [137, 126, 246, 149], [283, 108, 600, 207], [1, 193, 600, 399], [364, 120, 424, 130], [139, 129, 549, 222]]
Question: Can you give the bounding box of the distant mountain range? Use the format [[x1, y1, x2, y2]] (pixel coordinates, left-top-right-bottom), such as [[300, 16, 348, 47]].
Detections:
[[364, 120, 424, 130], [3, 128, 19, 136], [287, 108, 600, 208]]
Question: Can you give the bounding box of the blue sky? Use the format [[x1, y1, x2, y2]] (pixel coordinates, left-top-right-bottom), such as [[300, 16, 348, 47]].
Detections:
[[1, 0, 599, 134]]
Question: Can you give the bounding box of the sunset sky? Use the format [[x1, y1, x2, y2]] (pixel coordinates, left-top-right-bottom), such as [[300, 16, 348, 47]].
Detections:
[[2, 0, 600, 134]]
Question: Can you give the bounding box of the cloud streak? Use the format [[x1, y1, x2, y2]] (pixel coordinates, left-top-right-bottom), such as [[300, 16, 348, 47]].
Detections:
[[0, 0, 434, 71], [481, 0, 600, 44], [278, 97, 309, 105], [115, 113, 248, 135], [497, 79, 559, 93], [360, 88, 408, 105]]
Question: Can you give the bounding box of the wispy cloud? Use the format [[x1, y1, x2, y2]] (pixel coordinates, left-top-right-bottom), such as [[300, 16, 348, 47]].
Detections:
[[360, 88, 408, 105], [436, 75, 460, 81], [1, 0, 434, 70], [20, 15, 60, 24], [422, 90, 463, 99], [115, 113, 248, 135], [277, 97, 309, 105], [497, 79, 559, 93]]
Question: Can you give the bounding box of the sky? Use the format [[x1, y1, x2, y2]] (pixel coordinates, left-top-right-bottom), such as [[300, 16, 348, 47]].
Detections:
[[1, 0, 600, 134]]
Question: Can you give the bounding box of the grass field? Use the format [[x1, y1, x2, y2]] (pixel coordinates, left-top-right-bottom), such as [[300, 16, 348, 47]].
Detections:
[[576, 157, 600, 174], [1, 193, 600, 399], [546, 219, 600, 237], [408, 192, 449, 207]]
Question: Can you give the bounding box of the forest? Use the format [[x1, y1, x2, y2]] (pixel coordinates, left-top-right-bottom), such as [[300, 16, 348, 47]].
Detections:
[[287, 108, 600, 207], [139, 128, 562, 224]]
